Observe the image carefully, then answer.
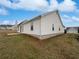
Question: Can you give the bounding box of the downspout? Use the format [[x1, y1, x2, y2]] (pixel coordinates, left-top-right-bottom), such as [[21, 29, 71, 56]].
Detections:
[[40, 16, 42, 39]]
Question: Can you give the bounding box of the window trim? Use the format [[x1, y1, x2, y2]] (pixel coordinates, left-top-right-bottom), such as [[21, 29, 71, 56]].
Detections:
[[59, 27, 60, 31], [31, 25, 33, 31], [52, 24, 54, 31], [30, 22, 34, 31]]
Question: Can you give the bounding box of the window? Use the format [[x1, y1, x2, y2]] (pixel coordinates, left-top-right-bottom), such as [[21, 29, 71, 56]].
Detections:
[[59, 28, 60, 31], [31, 25, 33, 31], [52, 24, 54, 31], [31, 22, 33, 31]]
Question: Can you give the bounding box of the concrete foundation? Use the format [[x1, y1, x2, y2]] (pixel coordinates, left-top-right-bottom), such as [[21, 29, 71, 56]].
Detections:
[[30, 33, 64, 40]]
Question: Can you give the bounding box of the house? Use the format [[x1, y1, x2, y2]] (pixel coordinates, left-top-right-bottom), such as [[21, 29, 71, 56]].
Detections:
[[17, 10, 64, 39], [66, 27, 79, 34]]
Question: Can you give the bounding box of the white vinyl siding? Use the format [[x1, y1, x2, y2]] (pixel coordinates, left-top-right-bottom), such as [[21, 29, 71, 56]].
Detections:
[[17, 11, 64, 38], [21, 17, 41, 35], [41, 11, 64, 35]]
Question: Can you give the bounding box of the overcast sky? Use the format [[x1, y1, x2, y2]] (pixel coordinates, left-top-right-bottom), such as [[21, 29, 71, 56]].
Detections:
[[0, 0, 79, 27]]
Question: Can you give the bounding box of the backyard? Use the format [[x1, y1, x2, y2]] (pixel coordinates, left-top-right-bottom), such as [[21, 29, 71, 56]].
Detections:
[[0, 30, 79, 59]]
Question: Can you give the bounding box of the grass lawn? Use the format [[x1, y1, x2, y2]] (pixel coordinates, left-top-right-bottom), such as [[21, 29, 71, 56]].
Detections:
[[0, 32, 79, 59]]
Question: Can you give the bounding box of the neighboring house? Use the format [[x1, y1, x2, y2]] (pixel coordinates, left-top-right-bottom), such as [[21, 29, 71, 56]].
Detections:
[[17, 10, 64, 39], [0, 25, 13, 30], [66, 27, 79, 33]]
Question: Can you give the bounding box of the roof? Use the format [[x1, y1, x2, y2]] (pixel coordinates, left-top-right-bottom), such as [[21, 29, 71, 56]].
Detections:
[[66, 26, 79, 30], [18, 10, 64, 27], [18, 15, 41, 26], [66, 26, 79, 28], [67, 27, 79, 28]]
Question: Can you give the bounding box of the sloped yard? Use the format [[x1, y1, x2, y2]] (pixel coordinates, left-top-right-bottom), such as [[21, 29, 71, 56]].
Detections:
[[0, 31, 79, 59]]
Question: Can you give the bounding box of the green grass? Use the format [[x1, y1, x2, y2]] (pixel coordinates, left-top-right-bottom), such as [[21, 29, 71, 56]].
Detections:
[[0, 33, 79, 59]]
